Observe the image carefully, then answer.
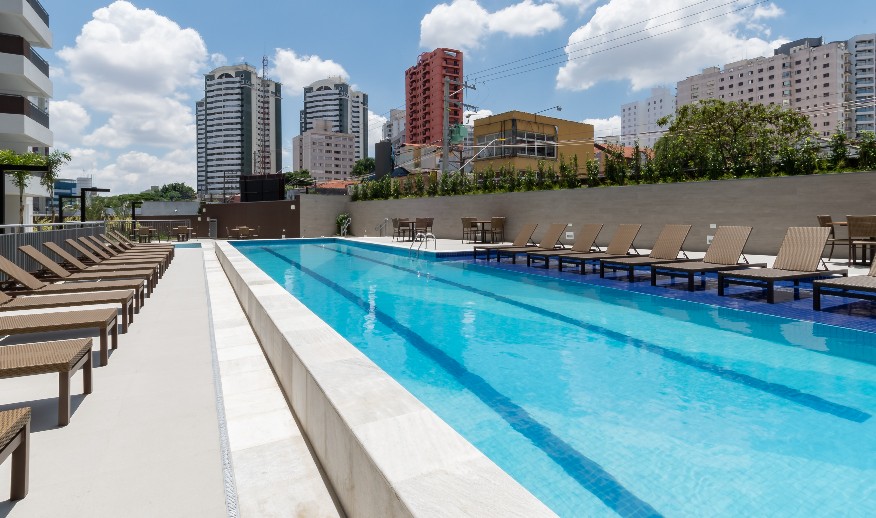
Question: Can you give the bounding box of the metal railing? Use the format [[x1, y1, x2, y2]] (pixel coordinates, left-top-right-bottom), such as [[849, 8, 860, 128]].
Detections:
[[25, 0, 50, 26], [108, 219, 193, 242], [374, 218, 388, 237], [0, 221, 105, 278]]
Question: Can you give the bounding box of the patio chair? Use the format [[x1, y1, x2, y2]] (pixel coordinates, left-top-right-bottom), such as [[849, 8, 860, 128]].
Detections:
[[0, 407, 30, 500], [0, 338, 93, 426], [461, 217, 476, 242], [0, 255, 146, 310], [19, 245, 158, 295], [238, 226, 251, 239], [526, 224, 603, 269], [557, 224, 642, 274], [137, 226, 151, 243], [817, 215, 849, 261], [414, 218, 433, 236], [717, 227, 848, 303], [0, 307, 118, 367], [0, 289, 135, 332], [813, 258, 876, 311], [599, 224, 692, 281], [846, 215, 876, 266], [650, 226, 766, 291], [490, 217, 506, 243], [495, 223, 568, 263], [473, 223, 538, 260]]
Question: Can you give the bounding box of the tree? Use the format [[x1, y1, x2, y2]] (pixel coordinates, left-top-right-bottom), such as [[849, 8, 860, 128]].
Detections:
[[284, 170, 314, 190], [858, 131, 876, 170], [0, 149, 45, 227], [42, 150, 71, 221], [158, 182, 196, 201], [351, 157, 375, 178], [654, 99, 814, 180], [828, 130, 849, 170]]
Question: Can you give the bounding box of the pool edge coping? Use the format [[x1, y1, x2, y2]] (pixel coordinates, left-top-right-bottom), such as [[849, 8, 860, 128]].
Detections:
[[214, 241, 555, 518]]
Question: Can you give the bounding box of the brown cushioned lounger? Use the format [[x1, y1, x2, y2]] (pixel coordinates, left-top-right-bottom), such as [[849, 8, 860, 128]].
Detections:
[[495, 223, 569, 264], [526, 224, 603, 268], [813, 259, 876, 311], [599, 224, 692, 281], [0, 255, 146, 309], [0, 407, 30, 499], [19, 246, 157, 294], [43, 241, 161, 279], [87, 235, 172, 264], [718, 227, 848, 303], [0, 338, 93, 426], [650, 226, 766, 291], [0, 289, 134, 332], [473, 223, 538, 260], [0, 308, 118, 366], [557, 224, 642, 274], [108, 230, 174, 258]]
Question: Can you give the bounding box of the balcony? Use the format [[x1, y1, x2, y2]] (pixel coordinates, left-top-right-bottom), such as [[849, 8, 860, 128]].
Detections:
[[0, 92, 51, 148], [0, 0, 51, 48]]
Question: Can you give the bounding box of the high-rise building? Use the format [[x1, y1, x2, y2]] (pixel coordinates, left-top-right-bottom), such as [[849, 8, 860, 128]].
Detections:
[[382, 108, 406, 148], [405, 48, 463, 145], [196, 64, 282, 199], [677, 37, 851, 138], [849, 34, 875, 138], [620, 87, 675, 148], [292, 119, 357, 183], [299, 77, 368, 161], [0, 0, 53, 224]]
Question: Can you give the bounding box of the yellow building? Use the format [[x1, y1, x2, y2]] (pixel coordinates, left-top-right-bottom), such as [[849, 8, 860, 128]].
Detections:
[[471, 111, 594, 174]]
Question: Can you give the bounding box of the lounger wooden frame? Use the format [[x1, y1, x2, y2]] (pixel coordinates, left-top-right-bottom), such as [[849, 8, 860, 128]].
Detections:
[[599, 224, 692, 281], [44, 241, 161, 279], [0, 308, 118, 366], [717, 227, 848, 304], [66, 239, 167, 276], [0, 339, 93, 426], [473, 223, 538, 260], [650, 226, 765, 291], [0, 289, 135, 331], [80, 236, 170, 267], [557, 224, 642, 274], [0, 407, 30, 500], [495, 223, 568, 264], [813, 260, 876, 311], [526, 224, 603, 268], [19, 245, 157, 294]]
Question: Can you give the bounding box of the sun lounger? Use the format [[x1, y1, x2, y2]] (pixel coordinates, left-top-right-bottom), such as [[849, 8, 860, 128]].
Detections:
[[718, 227, 848, 303], [473, 223, 538, 260], [0, 308, 118, 366], [19, 245, 158, 294], [813, 259, 876, 310], [0, 290, 134, 332], [495, 223, 569, 263], [108, 230, 174, 258], [0, 407, 30, 500], [0, 256, 146, 310], [650, 226, 766, 291], [87, 235, 172, 264], [526, 224, 603, 268], [66, 239, 167, 275], [0, 339, 93, 426], [43, 241, 161, 279], [599, 224, 692, 281], [557, 224, 642, 274]]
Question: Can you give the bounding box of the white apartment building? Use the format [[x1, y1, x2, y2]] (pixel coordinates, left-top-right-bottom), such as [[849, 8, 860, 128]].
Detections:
[[0, 0, 53, 224], [677, 37, 851, 139], [849, 33, 875, 138], [300, 77, 368, 161], [382, 108, 406, 149], [293, 119, 356, 183], [620, 87, 675, 148], [196, 64, 282, 199]]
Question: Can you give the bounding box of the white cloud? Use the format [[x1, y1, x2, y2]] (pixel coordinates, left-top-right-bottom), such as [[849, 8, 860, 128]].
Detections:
[[554, 0, 599, 14], [556, 0, 787, 92], [56, 0, 206, 153], [368, 110, 388, 157], [420, 0, 565, 52], [209, 53, 227, 67], [582, 115, 620, 138], [270, 49, 348, 94], [49, 100, 91, 147], [92, 149, 196, 193]]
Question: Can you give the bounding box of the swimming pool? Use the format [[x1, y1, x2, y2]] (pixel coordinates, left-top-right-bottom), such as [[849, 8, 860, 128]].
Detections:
[[236, 240, 876, 517]]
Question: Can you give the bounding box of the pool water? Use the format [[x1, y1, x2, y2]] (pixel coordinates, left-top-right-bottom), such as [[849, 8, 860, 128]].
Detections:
[[237, 240, 876, 518]]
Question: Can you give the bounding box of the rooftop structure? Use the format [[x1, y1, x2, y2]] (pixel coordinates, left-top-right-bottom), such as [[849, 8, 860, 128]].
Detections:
[[405, 48, 463, 145], [292, 119, 357, 183], [299, 77, 368, 161]]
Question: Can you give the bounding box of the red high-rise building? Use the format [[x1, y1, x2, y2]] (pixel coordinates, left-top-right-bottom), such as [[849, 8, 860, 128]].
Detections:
[[405, 48, 463, 145]]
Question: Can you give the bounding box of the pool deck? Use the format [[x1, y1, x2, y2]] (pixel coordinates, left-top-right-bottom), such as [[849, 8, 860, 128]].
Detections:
[[1, 237, 873, 516]]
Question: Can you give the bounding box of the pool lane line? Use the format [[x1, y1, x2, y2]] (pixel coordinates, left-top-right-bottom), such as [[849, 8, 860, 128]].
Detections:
[[260, 247, 663, 518], [310, 244, 871, 424]]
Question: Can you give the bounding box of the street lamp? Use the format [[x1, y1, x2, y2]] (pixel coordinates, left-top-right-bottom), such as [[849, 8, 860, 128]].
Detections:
[[533, 105, 562, 125]]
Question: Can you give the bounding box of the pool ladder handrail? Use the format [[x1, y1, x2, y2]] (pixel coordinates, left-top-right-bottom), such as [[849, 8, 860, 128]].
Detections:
[[374, 218, 389, 237], [409, 232, 436, 257], [340, 217, 352, 237]]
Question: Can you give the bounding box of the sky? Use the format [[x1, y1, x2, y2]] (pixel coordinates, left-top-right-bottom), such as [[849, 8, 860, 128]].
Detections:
[[38, 0, 874, 194]]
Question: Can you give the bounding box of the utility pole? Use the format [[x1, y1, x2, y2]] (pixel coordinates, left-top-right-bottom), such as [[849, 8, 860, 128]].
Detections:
[[442, 78, 477, 174], [260, 55, 270, 175]]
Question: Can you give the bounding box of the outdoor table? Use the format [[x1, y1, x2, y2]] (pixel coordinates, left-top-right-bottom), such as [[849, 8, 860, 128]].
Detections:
[[472, 220, 492, 243], [398, 219, 416, 241]]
